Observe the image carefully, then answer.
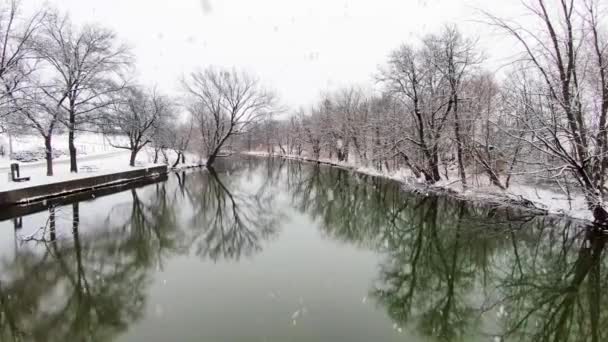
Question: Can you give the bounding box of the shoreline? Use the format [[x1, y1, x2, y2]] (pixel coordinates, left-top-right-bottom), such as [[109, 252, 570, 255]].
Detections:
[[0, 161, 207, 220], [0, 165, 169, 209], [0, 163, 207, 205], [244, 152, 594, 225]]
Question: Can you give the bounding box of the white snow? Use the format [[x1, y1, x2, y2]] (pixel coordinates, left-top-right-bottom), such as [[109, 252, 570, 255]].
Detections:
[[0, 133, 204, 192]]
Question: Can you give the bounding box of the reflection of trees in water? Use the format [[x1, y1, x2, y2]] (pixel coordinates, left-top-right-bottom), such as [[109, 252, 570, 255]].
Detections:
[[184, 163, 284, 261], [0, 159, 604, 341], [492, 225, 608, 342], [285, 163, 484, 339], [122, 184, 189, 266], [0, 159, 282, 340], [283, 161, 604, 341], [0, 204, 145, 341], [0, 180, 193, 342], [285, 161, 391, 248], [371, 199, 508, 341]]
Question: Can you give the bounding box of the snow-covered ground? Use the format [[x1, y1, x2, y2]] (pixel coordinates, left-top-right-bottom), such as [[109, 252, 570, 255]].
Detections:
[[0, 133, 203, 192], [0, 151, 155, 191], [245, 151, 593, 222]]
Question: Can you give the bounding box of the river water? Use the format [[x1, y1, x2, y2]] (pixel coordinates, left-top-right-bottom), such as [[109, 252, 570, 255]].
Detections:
[[0, 157, 603, 341]]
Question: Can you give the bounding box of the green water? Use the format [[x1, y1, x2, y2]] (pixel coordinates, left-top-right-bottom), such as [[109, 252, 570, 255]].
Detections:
[[0, 157, 603, 341]]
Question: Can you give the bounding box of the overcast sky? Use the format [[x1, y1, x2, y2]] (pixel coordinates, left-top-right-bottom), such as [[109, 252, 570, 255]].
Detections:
[[25, 0, 525, 109]]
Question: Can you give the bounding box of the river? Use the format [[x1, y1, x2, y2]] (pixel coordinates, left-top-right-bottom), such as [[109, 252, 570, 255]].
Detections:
[[0, 157, 602, 341]]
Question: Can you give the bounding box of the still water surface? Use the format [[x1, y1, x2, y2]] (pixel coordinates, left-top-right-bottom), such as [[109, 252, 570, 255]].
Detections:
[[0, 157, 603, 341]]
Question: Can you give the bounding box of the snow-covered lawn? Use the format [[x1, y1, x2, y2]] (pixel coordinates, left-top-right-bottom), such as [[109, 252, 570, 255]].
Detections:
[[245, 151, 594, 222], [0, 151, 158, 192], [0, 133, 204, 192]]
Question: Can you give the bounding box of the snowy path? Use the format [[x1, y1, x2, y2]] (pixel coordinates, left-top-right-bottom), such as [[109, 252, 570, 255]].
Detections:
[[0, 150, 131, 172]]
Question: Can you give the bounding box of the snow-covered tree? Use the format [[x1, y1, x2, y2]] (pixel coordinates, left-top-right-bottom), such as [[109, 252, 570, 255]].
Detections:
[[182, 67, 277, 167], [103, 86, 172, 166], [33, 9, 132, 172]]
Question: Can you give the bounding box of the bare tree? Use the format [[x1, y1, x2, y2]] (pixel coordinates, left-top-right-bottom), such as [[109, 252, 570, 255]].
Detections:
[[11, 83, 62, 175], [103, 86, 171, 166], [423, 25, 483, 187], [0, 1, 45, 159], [485, 0, 608, 223], [464, 72, 508, 189], [301, 107, 324, 159], [182, 67, 276, 167], [149, 120, 175, 164], [320, 87, 370, 163], [378, 43, 451, 182], [33, 10, 132, 172], [0, 1, 64, 177], [167, 118, 194, 168]]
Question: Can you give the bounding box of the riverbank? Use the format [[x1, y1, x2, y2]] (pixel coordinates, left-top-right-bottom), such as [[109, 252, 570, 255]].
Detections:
[[244, 151, 593, 223], [0, 152, 205, 209], [0, 133, 206, 190], [0, 172, 169, 221], [0, 165, 169, 207]]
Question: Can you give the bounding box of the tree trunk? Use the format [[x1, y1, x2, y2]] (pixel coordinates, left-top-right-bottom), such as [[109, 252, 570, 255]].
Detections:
[[486, 169, 505, 190], [8, 131, 13, 157], [154, 148, 160, 163], [68, 112, 77, 173], [162, 149, 169, 164], [453, 98, 467, 188], [591, 199, 608, 226], [344, 143, 350, 162], [129, 149, 138, 167], [207, 155, 216, 167], [206, 130, 234, 168], [45, 135, 53, 176], [399, 152, 422, 179], [312, 142, 321, 160], [206, 145, 222, 167], [375, 126, 381, 169], [473, 149, 506, 190], [429, 146, 442, 182], [172, 152, 182, 168]]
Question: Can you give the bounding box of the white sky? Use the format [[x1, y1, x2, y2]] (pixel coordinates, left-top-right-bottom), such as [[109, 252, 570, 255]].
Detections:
[[24, 0, 525, 109]]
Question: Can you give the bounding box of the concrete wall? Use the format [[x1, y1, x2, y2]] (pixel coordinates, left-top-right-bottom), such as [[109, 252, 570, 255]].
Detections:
[[0, 165, 168, 207], [0, 173, 168, 221]]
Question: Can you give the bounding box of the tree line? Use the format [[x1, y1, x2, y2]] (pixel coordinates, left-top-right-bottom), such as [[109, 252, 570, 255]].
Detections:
[[249, 0, 608, 224], [0, 0, 275, 175], [1, 0, 607, 224]]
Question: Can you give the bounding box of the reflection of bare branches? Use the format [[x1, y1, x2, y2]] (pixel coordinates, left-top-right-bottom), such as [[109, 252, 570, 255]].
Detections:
[[19, 226, 49, 243], [0, 201, 150, 342], [0, 281, 26, 340], [488, 226, 608, 342], [188, 165, 283, 261], [2, 156, 602, 341], [19, 206, 62, 243], [280, 159, 600, 341]]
